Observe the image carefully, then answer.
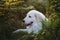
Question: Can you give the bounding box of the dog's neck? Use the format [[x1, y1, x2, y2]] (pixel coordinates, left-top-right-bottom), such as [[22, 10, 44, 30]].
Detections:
[[26, 21, 42, 34]]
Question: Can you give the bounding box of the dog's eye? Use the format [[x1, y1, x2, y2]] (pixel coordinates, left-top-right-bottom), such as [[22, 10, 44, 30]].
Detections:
[[29, 16, 31, 18]]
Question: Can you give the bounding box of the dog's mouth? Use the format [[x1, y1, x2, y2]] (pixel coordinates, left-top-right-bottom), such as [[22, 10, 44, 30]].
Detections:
[[26, 22, 33, 26]]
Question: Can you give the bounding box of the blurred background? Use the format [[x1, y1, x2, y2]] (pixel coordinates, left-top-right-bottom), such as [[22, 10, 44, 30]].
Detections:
[[0, 0, 60, 40]]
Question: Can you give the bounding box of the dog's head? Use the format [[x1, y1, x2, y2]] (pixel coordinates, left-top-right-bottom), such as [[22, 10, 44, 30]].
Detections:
[[23, 10, 45, 26]]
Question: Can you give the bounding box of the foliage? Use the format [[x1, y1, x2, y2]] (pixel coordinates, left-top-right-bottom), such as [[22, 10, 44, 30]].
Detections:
[[0, 0, 60, 40], [34, 18, 60, 40]]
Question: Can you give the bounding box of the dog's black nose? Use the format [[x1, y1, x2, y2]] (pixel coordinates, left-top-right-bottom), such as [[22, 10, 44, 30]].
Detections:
[[22, 20, 25, 22]]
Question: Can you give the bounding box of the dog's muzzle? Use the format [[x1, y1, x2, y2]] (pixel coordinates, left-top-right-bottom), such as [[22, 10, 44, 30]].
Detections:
[[26, 22, 33, 26], [23, 20, 33, 26]]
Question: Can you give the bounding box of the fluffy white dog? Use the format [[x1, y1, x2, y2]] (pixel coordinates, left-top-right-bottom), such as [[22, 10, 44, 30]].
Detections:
[[13, 10, 47, 34]]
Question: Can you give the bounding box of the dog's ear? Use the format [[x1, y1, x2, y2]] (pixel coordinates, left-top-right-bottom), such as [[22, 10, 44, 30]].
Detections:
[[35, 13, 41, 22], [35, 13, 45, 22]]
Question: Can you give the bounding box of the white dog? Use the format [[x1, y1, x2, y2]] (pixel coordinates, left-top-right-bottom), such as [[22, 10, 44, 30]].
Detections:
[[13, 10, 47, 34]]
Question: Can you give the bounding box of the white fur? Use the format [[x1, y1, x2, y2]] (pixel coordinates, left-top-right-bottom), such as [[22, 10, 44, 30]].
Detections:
[[13, 10, 46, 34]]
